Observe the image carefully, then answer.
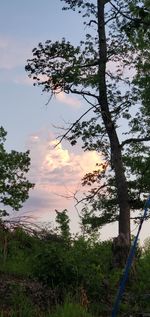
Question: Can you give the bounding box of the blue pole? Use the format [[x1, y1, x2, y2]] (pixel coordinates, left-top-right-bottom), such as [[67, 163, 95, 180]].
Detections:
[[112, 196, 150, 317]]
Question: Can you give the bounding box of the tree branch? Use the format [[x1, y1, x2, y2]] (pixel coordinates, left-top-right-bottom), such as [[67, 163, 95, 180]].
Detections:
[[79, 60, 99, 68], [110, 1, 134, 21], [121, 136, 150, 147], [105, 11, 119, 25], [69, 88, 99, 100], [87, 19, 98, 26], [82, 95, 100, 112], [54, 105, 95, 147], [75, 183, 107, 207]]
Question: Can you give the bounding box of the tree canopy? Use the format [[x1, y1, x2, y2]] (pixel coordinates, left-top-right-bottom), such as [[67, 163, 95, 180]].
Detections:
[[25, 0, 150, 245], [0, 127, 34, 217]]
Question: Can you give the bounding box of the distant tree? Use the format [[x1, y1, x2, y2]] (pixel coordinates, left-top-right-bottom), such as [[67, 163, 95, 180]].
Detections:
[[0, 127, 34, 217], [25, 0, 150, 250], [55, 209, 71, 243]]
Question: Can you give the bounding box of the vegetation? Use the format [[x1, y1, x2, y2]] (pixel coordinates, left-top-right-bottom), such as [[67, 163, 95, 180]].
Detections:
[[0, 214, 150, 316], [25, 0, 150, 250], [0, 0, 150, 316], [0, 127, 34, 217]]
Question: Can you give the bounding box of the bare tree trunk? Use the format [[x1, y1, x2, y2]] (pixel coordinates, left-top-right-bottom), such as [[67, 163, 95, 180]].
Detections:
[[97, 0, 131, 245]]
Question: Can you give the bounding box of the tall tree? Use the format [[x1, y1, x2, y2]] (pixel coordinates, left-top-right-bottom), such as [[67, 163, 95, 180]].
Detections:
[[25, 0, 150, 247], [0, 127, 34, 217]]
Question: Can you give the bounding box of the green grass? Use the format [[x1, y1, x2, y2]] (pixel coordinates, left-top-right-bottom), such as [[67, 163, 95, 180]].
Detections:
[[0, 302, 93, 317], [48, 301, 93, 317]]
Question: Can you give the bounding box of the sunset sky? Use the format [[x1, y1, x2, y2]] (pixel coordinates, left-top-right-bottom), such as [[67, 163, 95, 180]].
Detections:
[[0, 0, 149, 243]]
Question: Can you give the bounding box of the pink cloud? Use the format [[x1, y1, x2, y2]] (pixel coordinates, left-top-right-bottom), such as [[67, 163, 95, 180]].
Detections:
[[21, 130, 103, 222], [12, 75, 81, 109], [56, 92, 81, 108]]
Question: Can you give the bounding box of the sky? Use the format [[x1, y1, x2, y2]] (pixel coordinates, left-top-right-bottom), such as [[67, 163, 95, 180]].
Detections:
[[0, 0, 149, 243]]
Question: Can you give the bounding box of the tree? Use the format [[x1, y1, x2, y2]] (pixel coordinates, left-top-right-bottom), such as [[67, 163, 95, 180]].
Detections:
[[0, 127, 34, 216], [55, 209, 71, 243], [25, 0, 150, 248]]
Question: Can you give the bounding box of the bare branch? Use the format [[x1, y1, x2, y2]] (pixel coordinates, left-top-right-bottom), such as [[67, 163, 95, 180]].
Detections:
[[87, 19, 98, 26], [110, 1, 150, 27], [3, 216, 45, 235], [45, 92, 53, 106], [69, 88, 99, 100], [54, 105, 95, 147], [75, 183, 107, 207], [110, 1, 134, 21], [53, 189, 82, 218], [105, 11, 118, 25], [82, 95, 100, 112]]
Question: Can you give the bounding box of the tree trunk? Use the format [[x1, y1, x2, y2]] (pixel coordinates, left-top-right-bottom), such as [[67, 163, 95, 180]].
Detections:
[[97, 0, 131, 245]]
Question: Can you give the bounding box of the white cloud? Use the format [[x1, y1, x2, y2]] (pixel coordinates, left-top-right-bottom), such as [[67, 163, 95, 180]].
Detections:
[[15, 77, 81, 108], [56, 92, 81, 108], [12, 73, 81, 109], [10, 130, 150, 243], [22, 130, 103, 221], [13, 76, 34, 86]]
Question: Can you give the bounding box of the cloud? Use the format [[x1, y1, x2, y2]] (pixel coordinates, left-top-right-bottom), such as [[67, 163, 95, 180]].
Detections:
[[13, 76, 34, 86], [16, 77, 81, 108], [0, 35, 31, 70], [21, 130, 103, 222], [56, 92, 81, 108], [12, 73, 81, 109]]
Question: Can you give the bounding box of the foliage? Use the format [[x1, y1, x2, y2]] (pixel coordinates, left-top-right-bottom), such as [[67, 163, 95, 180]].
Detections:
[[55, 209, 71, 243], [0, 222, 120, 315], [0, 127, 34, 216], [1, 4, 149, 314], [25, 0, 150, 240], [10, 289, 36, 317], [0, 223, 150, 315], [49, 300, 93, 317], [0, 226, 36, 276]]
